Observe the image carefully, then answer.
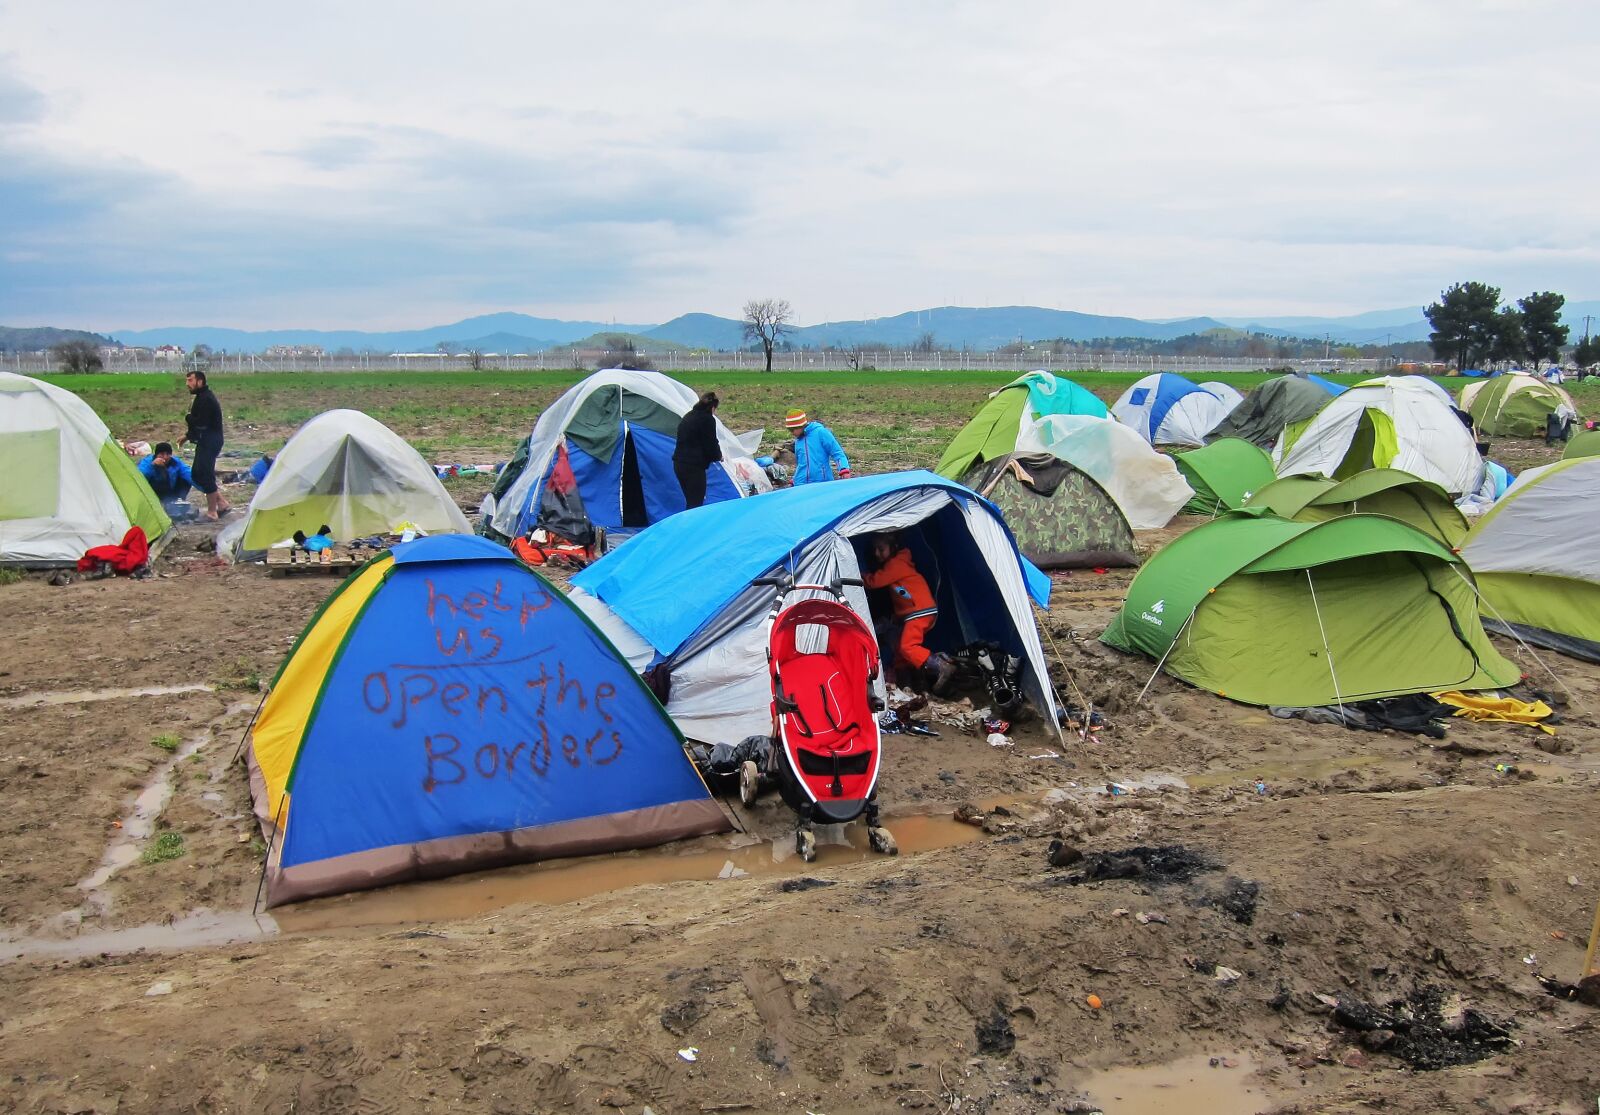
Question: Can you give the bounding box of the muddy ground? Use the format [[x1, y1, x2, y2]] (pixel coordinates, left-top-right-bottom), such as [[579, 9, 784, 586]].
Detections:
[[3, 442, 1600, 1114]]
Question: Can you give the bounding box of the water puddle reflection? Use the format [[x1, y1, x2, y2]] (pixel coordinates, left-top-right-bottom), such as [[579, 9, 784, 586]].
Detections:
[[1078, 1053, 1267, 1114], [0, 683, 214, 709], [2, 812, 982, 961]]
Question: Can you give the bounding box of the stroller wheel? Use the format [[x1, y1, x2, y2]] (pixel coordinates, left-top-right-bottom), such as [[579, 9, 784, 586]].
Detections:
[[796, 829, 817, 862], [738, 760, 761, 807], [868, 825, 899, 856]]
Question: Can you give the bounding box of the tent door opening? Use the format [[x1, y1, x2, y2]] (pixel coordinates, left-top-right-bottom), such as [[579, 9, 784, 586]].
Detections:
[[620, 427, 649, 529]]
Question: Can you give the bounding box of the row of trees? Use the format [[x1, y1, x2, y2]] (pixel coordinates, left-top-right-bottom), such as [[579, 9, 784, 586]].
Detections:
[[1426, 283, 1573, 372]]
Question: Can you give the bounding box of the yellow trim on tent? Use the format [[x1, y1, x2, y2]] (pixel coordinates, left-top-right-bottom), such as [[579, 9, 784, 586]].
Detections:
[[251, 555, 393, 821]]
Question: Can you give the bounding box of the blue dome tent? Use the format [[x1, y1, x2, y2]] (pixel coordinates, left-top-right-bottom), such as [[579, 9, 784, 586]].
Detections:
[[246, 534, 727, 906], [570, 471, 1061, 746]]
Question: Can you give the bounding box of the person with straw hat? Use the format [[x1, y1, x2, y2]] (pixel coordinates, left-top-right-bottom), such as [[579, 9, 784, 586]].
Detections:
[[784, 408, 851, 485]]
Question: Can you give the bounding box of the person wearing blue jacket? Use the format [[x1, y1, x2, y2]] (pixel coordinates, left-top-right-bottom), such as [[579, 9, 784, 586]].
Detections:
[[138, 442, 194, 509], [784, 408, 851, 484]]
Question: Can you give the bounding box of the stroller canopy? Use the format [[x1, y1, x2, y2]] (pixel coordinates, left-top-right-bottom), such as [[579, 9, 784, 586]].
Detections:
[[571, 471, 1058, 745], [488, 369, 771, 542]]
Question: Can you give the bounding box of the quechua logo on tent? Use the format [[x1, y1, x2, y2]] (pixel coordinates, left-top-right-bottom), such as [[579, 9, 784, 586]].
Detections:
[[1140, 599, 1166, 627]]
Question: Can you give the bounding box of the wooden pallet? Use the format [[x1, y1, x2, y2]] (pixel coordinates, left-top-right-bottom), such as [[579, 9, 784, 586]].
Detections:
[[265, 543, 380, 576]]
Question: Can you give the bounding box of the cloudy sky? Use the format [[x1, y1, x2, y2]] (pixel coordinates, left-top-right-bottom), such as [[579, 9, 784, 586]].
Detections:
[[2, 0, 1597, 330]]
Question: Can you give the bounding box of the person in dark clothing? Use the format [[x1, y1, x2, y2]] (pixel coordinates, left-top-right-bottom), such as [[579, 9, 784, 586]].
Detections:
[[179, 370, 232, 520], [673, 391, 724, 510]]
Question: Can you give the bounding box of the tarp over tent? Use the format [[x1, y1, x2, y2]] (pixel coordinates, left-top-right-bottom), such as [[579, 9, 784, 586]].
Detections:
[[1173, 439, 1277, 516], [0, 372, 171, 567], [1013, 414, 1193, 530], [1111, 373, 1233, 447], [489, 369, 771, 543], [1274, 378, 1485, 497], [234, 409, 471, 555], [1208, 375, 1338, 448], [959, 453, 1137, 569], [1244, 469, 1469, 547], [246, 534, 728, 906], [1101, 511, 1517, 707], [569, 471, 1059, 745], [1460, 373, 1576, 437], [934, 371, 1107, 479], [1461, 456, 1600, 661]]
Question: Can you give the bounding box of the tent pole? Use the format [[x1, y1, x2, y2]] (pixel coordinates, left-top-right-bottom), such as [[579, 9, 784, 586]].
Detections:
[[1446, 566, 1579, 708], [230, 690, 269, 765], [1304, 570, 1347, 720], [253, 795, 287, 917], [1136, 607, 1196, 705]]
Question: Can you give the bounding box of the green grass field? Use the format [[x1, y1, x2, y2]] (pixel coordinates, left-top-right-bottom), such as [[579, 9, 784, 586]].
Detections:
[[39, 368, 1597, 476]]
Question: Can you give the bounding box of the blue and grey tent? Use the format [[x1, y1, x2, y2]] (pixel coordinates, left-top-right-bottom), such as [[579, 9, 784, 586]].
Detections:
[[1110, 373, 1235, 447], [246, 534, 727, 906], [570, 471, 1060, 745], [485, 369, 771, 544]]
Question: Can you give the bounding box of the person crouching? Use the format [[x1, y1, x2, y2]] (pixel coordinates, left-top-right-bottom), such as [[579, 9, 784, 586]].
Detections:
[[863, 533, 957, 694]]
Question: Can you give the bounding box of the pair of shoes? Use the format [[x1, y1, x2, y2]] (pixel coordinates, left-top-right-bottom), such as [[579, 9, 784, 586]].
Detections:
[[925, 653, 958, 696]]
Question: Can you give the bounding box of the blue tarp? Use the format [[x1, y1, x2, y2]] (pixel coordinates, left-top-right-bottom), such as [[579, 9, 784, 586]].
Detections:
[[573, 470, 1050, 654], [1305, 373, 1347, 396], [1014, 371, 1108, 420], [281, 536, 711, 869]]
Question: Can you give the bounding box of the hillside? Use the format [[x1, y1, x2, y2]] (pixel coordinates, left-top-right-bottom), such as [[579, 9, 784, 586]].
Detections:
[[0, 326, 115, 354]]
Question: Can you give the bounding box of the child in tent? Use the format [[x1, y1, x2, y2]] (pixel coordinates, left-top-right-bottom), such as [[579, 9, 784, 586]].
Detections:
[[863, 533, 957, 694]]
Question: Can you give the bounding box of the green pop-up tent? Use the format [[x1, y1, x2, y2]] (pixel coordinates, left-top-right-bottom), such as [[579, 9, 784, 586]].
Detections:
[[936, 372, 1107, 478], [1101, 510, 1517, 707], [1461, 455, 1600, 661], [1243, 468, 1469, 548], [1172, 439, 1276, 516], [1460, 374, 1576, 438]]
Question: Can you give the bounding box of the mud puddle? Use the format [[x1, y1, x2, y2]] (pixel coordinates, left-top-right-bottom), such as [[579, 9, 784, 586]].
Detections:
[[1077, 1052, 1267, 1114], [0, 909, 277, 962], [2, 812, 982, 959], [280, 812, 983, 932], [0, 683, 214, 709]]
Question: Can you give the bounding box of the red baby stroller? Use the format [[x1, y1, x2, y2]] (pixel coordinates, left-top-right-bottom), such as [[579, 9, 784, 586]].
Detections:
[[742, 573, 898, 862]]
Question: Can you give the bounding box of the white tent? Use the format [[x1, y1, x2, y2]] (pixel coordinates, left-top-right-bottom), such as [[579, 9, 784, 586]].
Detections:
[[1274, 378, 1485, 498], [1357, 374, 1455, 407], [1016, 413, 1193, 529], [1111, 373, 1233, 447], [488, 368, 771, 540], [232, 410, 470, 554], [0, 372, 171, 566], [1199, 381, 1245, 412]]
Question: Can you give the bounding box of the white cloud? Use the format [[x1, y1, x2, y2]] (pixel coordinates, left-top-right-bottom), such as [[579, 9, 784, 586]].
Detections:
[[1, 0, 1597, 328]]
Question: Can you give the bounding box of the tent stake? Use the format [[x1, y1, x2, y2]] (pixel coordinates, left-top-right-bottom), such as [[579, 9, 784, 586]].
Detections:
[[1583, 894, 1600, 985]]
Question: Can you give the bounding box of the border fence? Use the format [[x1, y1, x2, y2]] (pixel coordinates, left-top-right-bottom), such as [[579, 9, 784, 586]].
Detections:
[[5, 349, 1391, 376]]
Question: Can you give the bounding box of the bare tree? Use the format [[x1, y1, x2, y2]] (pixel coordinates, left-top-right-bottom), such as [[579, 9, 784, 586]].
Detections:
[[742, 299, 793, 373], [51, 340, 103, 373], [467, 348, 485, 371]]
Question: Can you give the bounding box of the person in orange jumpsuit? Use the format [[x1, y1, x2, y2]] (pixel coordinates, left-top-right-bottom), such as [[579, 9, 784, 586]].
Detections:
[[863, 533, 957, 693]]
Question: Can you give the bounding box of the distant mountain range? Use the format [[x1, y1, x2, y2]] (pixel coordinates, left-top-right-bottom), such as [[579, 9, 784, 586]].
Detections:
[[36, 300, 1594, 354]]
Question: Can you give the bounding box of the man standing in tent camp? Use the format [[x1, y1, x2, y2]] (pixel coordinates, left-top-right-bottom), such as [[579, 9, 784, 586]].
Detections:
[[785, 408, 851, 484], [673, 391, 723, 509], [179, 370, 233, 521]]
